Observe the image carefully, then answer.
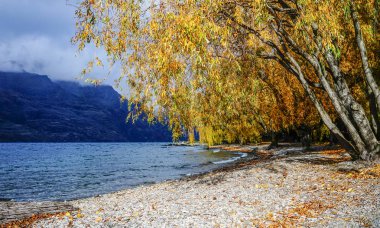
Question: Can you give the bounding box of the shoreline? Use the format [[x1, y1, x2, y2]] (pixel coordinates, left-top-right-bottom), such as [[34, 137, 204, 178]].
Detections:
[[1, 144, 259, 203], [0, 142, 252, 203], [0, 144, 260, 226], [2, 145, 379, 227]]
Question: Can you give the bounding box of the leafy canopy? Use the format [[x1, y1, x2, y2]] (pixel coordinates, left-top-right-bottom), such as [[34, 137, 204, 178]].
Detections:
[[73, 0, 379, 144]]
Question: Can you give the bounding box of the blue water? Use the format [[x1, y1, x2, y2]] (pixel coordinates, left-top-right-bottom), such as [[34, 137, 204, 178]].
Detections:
[[0, 143, 247, 202]]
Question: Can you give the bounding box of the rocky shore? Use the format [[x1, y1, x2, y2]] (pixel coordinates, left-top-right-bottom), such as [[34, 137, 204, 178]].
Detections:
[[2, 145, 380, 227]]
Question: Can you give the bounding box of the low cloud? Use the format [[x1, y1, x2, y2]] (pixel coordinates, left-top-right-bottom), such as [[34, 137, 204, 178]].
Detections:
[[0, 0, 120, 85], [0, 35, 111, 82]]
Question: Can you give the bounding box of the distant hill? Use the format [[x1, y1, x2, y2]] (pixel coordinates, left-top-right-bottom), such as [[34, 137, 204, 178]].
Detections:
[[0, 72, 172, 142]]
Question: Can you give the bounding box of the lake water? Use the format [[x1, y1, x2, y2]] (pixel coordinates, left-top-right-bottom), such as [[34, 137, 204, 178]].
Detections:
[[0, 143, 247, 202]]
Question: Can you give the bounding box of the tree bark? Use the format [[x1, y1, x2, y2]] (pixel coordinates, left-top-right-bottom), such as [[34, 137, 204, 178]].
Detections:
[[324, 51, 379, 155], [284, 21, 378, 160], [350, 0, 380, 110], [310, 57, 370, 159], [368, 86, 380, 137], [283, 53, 360, 159], [280, 28, 370, 159]]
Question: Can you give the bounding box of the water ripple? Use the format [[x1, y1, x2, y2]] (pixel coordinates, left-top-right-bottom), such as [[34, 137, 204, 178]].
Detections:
[[0, 143, 245, 201]]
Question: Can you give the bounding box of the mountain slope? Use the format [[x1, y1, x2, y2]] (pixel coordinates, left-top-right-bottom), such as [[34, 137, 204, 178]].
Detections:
[[0, 72, 172, 142]]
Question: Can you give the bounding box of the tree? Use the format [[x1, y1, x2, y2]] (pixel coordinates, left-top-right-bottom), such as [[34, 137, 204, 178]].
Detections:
[[73, 0, 379, 161]]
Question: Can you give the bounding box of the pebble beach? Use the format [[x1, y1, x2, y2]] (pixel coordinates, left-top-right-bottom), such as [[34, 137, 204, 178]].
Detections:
[[2, 146, 380, 227]]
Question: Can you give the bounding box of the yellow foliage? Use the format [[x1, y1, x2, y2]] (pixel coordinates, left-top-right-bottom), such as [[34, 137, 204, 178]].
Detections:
[[72, 0, 379, 144]]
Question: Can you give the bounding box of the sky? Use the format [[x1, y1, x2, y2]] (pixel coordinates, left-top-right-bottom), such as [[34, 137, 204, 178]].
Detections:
[[0, 0, 114, 83]]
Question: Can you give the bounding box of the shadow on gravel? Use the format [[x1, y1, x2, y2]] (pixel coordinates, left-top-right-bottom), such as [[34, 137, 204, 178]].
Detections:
[[0, 201, 77, 227], [276, 144, 351, 166], [185, 145, 351, 184], [283, 155, 350, 165], [195, 173, 227, 185]]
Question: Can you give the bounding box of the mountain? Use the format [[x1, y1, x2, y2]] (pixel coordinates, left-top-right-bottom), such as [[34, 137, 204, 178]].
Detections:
[[0, 72, 172, 142]]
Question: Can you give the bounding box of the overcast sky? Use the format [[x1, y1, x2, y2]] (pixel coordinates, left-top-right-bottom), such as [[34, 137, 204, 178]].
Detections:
[[0, 0, 114, 83]]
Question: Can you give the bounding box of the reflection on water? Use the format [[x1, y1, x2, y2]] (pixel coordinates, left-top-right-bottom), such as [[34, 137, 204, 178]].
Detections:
[[0, 143, 247, 201]]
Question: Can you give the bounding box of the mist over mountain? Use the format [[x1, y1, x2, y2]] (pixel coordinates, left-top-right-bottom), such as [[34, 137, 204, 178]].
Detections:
[[0, 71, 172, 142]]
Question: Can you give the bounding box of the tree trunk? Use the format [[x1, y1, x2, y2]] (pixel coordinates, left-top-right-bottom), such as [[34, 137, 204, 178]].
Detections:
[[312, 59, 370, 159], [298, 126, 311, 150], [269, 131, 279, 149], [283, 53, 360, 159], [329, 132, 337, 146], [289, 22, 378, 160], [231, 3, 378, 160], [368, 86, 380, 137], [350, 0, 380, 110], [324, 51, 379, 155]]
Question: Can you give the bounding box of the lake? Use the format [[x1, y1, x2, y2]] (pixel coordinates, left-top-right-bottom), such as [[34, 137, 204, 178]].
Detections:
[[0, 143, 247, 202]]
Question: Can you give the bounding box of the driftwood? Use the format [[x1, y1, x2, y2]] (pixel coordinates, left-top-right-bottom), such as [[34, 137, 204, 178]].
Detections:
[[0, 201, 76, 225]]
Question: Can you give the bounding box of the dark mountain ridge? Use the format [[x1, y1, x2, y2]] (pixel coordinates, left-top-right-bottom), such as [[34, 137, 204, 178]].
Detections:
[[0, 71, 172, 142]]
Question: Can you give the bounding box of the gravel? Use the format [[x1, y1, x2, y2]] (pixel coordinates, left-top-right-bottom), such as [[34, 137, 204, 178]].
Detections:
[[27, 148, 380, 227]]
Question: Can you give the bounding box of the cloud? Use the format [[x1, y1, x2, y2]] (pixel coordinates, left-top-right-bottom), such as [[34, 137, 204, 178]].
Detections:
[[0, 35, 112, 82], [0, 0, 120, 85]]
